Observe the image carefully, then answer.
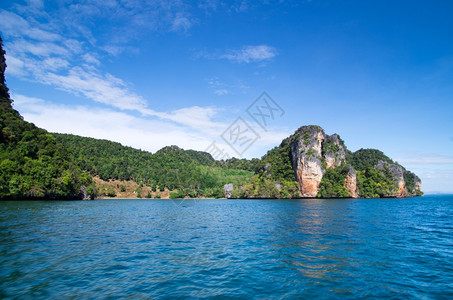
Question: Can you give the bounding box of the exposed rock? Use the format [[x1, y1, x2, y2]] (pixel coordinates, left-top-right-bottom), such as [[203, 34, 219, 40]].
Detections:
[[323, 134, 347, 169], [290, 126, 325, 197], [79, 185, 93, 200], [224, 183, 234, 198], [415, 178, 422, 192], [344, 167, 358, 198]]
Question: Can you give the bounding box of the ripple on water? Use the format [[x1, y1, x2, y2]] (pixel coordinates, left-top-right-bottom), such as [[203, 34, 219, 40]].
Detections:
[[0, 196, 453, 299]]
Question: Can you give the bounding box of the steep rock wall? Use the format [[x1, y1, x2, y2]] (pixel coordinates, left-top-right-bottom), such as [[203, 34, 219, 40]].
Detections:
[[323, 134, 347, 169], [290, 126, 325, 197], [345, 167, 358, 198]]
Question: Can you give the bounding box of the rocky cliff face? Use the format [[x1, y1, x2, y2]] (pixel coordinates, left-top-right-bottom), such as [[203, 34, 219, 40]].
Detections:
[[323, 134, 347, 169], [344, 167, 358, 198], [290, 126, 325, 197], [289, 126, 353, 197], [285, 125, 422, 198]]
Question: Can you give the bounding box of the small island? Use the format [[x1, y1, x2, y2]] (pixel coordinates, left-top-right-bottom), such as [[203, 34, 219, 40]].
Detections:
[[0, 36, 422, 200]]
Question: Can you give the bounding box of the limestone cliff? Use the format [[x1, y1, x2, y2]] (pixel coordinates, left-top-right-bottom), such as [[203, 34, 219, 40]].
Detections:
[[323, 134, 347, 169], [344, 167, 358, 198], [290, 126, 325, 197], [278, 125, 422, 198]]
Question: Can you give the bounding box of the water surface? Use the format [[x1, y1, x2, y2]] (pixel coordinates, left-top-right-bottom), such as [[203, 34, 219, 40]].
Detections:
[[1, 196, 452, 299]]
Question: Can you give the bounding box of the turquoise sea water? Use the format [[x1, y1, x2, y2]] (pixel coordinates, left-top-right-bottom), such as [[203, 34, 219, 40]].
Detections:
[[1, 195, 452, 299]]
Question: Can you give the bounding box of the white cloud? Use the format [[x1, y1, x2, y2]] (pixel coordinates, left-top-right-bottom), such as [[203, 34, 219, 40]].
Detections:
[[396, 154, 453, 164], [4, 54, 26, 76], [9, 39, 69, 57], [214, 89, 229, 96], [222, 45, 278, 63], [82, 53, 100, 65], [207, 77, 231, 95], [206, 77, 249, 95], [0, 10, 60, 42], [43, 67, 148, 111], [171, 13, 193, 32]]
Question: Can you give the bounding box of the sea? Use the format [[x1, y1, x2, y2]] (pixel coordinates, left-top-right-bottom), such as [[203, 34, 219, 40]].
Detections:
[[1, 195, 452, 299]]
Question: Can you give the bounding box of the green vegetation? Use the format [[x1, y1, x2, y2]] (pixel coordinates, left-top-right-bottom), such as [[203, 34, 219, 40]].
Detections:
[[54, 134, 254, 198], [215, 157, 260, 172], [302, 130, 311, 146], [258, 139, 294, 181], [404, 170, 423, 196], [317, 165, 350, 198], [235, 138, 300, 198], [322, 136, 342, 155], [356, 167, 397, 198], [0, 37, 97, 200], [231, 175, 299, 199], [350, 148, 394, 171]]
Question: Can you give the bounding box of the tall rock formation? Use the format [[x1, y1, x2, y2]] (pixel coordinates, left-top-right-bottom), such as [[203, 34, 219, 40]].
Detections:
[[344, 167, 358, 198], [290, 126, 325, 197], [289, 126, 354, 198]]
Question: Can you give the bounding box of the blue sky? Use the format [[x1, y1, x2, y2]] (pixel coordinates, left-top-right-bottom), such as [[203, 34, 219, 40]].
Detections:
[[0, 0, 452, 193]]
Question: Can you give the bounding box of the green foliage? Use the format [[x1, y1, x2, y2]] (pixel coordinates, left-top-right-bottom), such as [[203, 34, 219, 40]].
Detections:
[[215, 157, 260, 172], [106, 188, 116, 197], [351, 149, 394, 171], [258, 139, 294, 182], [317, 165, 350, 198], [351, 149, 409, 198], [322, 137, 341, 155], [54, 134, 254, 198], [356, 167, 397, 198], [306, 149, 316, 159], [170, 190, 185, 199], [302, 130, 310, 146], [403, 170, 420, 195], [235, 175, 299, 199]]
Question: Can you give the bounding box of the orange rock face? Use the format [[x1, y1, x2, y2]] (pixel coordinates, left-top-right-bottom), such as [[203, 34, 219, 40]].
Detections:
[[291, 128, 325, 198], [296, 157, 324, 197], [344, 170, 358, 198], [397, 182, 406, 198]]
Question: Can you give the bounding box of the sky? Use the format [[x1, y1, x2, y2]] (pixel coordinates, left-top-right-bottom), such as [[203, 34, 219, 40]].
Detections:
[[0, 0, 452, 193]]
